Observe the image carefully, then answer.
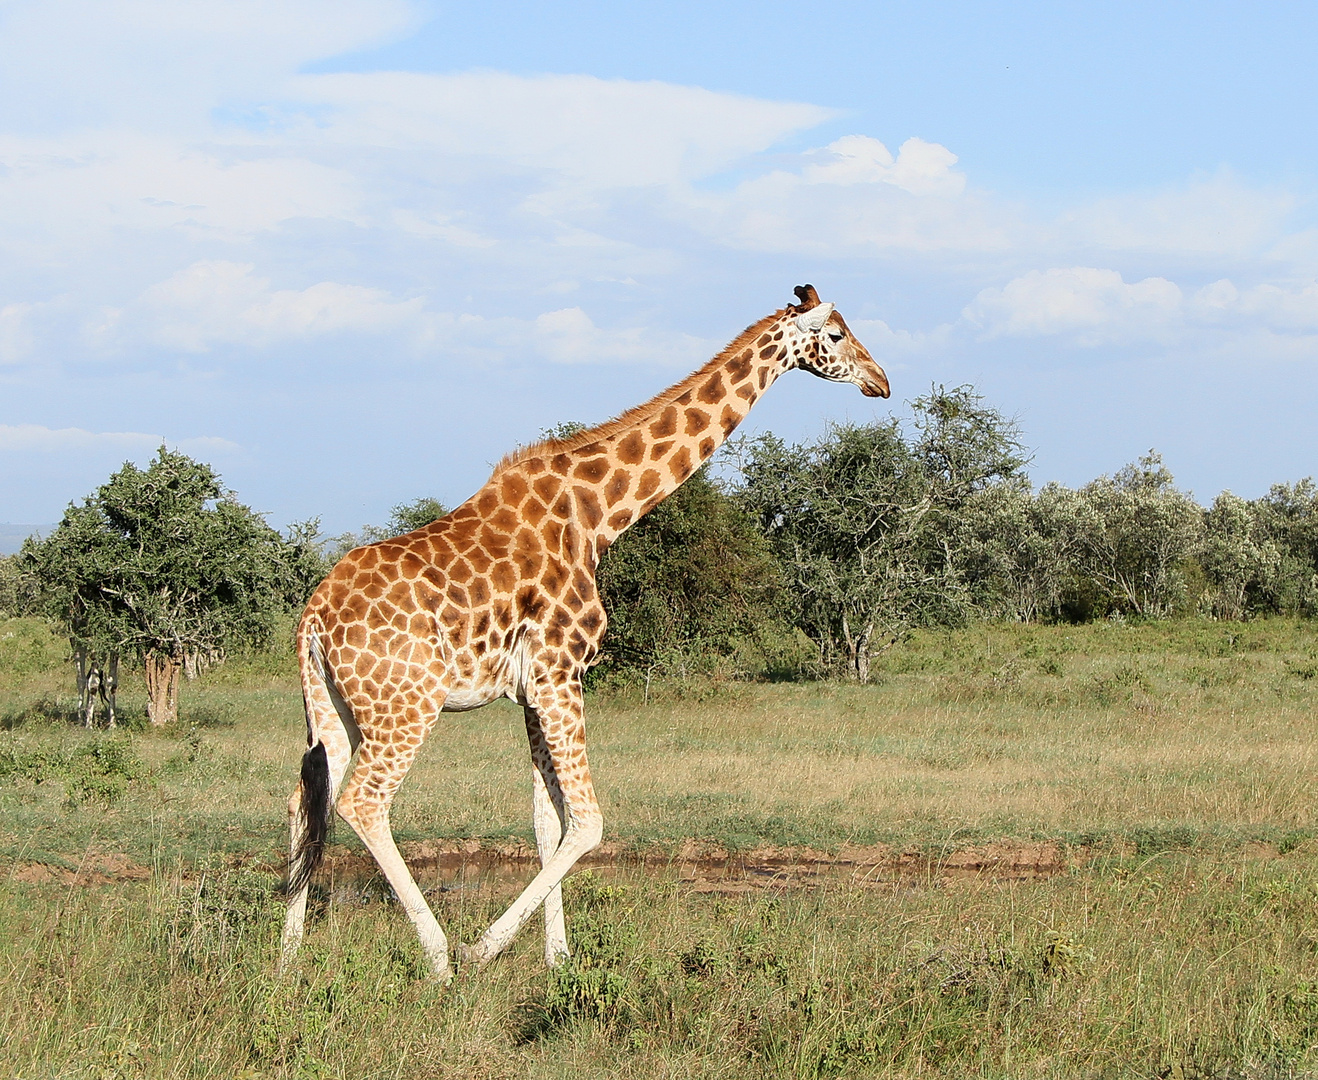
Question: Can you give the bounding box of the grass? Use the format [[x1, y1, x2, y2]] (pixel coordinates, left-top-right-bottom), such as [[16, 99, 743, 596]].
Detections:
[[1, 615, 1317, 1076], [5, 852, 1318, 1077]]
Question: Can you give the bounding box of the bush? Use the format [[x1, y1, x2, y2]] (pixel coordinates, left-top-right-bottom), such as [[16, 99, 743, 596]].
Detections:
[[596, 466, 792, 680]]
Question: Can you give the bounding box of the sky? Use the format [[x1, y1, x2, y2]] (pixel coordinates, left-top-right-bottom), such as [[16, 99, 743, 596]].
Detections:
[[1, 0, 1316, 542]]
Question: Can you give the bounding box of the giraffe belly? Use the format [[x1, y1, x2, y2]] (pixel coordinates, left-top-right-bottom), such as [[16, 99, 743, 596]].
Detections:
[[440, 686, 503, 712]]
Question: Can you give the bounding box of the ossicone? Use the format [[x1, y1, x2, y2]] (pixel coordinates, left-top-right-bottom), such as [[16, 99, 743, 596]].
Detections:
[[793, 284, 821, 309]]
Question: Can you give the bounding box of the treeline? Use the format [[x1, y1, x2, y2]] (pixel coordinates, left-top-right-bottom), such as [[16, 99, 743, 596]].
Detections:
[[599, 386, 1318, 683], [3, 387, 1317, 695]]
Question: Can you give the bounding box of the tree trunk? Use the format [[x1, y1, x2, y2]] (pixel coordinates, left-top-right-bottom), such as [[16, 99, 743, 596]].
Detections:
[[854, 620, 874, 684], [145, 651, 181, 725]]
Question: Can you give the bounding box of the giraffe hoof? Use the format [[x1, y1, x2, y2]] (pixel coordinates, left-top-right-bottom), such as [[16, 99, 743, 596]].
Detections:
[[457, 941, 493, 970]]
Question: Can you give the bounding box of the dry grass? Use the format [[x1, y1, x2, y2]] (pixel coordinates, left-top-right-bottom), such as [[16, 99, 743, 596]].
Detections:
[[1, 617, 1316, 864]]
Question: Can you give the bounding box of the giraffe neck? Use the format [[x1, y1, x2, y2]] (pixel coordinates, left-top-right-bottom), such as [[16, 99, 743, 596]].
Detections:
[[498, 311, 793, 555]]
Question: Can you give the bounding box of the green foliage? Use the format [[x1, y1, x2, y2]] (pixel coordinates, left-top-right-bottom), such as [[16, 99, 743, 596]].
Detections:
[[0, 554, 40, 618], [1251, 479, 1318, 616], [0, 733, 141, 804], [22, 448, 317, 662], [325, 495, 449, 560], [957, 480, 1091, 621], [736, 386, 1028, 680], [1077, 451, 1205, 618], [596, 465, 792, 679], [1200, 490, 1283, 618], [385, 496, 448, 534]]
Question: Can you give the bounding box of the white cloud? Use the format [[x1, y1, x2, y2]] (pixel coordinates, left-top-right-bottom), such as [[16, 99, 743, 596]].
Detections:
[[99, 260, 712, 367], [289, 71, 835, 190], [681, 133, 1011, 256], [108, 261, 425, 351], [963, 267, 1183, 343], [532, 307, 709, 366], [0, 424, 157, 453], [0, 423, 236, 456], [1059, 174, 1295, 257], [0, 0, 415, 133], [0, 302, 34, 363], [803, 135, 966, 197], [1191, 278, 1318, 330], [0, 132, 363, 257], [850, 317, 951, 356]]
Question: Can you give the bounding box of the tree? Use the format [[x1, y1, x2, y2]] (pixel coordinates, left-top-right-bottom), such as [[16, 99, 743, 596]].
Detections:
[[1199, 491, 1282, 619], [24, 448, 321, 724], [327, 496, 449, 561], [1251, 479, 1318, 616], [595, 465, 788, 679], [736, 386, 1027, 681], [957, 481, 1091, 622], [0, 553, 40, 619], [1076, 452, 1203, 618], [386, 497, 449, 535]]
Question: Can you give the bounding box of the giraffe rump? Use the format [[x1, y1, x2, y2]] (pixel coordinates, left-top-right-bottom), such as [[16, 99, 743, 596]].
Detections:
[[287, 742, 331, 896]]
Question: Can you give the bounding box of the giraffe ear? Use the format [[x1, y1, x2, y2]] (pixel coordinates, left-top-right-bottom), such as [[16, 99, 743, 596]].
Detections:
[[794, 302, 834, 332]]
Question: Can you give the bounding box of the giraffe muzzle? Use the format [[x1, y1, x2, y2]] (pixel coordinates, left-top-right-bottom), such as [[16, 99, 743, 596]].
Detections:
[[861, 369, 891, 399]]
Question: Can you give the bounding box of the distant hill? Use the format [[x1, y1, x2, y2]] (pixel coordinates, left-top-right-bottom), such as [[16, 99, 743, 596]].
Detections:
[[0, 524, 56, 556]]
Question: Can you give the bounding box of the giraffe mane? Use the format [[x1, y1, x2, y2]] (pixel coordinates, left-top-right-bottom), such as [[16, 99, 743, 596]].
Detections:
[[491, 308, 787, 476]]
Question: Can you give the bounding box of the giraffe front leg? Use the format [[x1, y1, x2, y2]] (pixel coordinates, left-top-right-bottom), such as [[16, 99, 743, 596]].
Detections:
[[465, 678, 601, 968], [526, 706, 569, 966]]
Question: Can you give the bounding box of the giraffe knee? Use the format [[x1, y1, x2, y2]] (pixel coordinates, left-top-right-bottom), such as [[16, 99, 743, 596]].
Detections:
[[571, 814, 603, 853]]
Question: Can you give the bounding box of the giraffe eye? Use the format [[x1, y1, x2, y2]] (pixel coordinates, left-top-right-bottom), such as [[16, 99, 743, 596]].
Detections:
[[828, 332, 843, 343]]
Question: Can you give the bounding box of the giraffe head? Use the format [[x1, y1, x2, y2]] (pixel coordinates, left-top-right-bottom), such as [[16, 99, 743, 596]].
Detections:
[[784, 284, 890, 399]]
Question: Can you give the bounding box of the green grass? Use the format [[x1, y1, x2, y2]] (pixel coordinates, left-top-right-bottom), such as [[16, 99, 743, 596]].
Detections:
[[4, 853, 1318, 1078], [2, 615, 1318, 1076]]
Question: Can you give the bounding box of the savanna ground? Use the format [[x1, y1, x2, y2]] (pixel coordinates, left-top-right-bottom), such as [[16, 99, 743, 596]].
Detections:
[[1, 616, 1317, 1079]]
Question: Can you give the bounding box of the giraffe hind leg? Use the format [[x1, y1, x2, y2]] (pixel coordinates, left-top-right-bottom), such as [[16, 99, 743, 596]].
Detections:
[[466, 677, 602, 968], [336, 697, 451, 982]]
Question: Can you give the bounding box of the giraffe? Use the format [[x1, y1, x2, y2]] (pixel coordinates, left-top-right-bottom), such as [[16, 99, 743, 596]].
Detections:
[[281, 285, 890, 981]]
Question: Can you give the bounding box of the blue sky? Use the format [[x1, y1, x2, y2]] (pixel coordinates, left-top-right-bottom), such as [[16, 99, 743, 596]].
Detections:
[[1, 0, 1316, 540]]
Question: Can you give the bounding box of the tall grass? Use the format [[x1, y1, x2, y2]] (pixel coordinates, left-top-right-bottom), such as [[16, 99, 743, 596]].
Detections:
[[3, 853, 1317, 1078]]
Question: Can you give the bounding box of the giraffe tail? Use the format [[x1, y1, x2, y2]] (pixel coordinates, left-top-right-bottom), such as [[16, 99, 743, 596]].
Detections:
[[287, 741, 331, 895]]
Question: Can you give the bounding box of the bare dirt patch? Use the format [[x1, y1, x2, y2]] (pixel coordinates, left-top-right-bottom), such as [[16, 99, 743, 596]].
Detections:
[[10, 852, 151, 885], [306, 837, 1088, 898], [3, 839, 1094, 894]]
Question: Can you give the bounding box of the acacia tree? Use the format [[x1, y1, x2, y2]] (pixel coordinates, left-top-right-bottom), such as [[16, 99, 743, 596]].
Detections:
[[956, 481, 1092, 622], [736, 386, 1027, 681], [1251, 479, 1318, 616], [24, 448, 323, 724], [1199, 491, 1283, 619], [327, 496, 449, 560], [1076, 452, 1203, 618], [0, 553, 40, 618]]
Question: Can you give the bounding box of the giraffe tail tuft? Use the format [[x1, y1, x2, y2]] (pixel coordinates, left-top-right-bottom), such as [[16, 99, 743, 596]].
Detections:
[[287, 742, 331, 895]]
